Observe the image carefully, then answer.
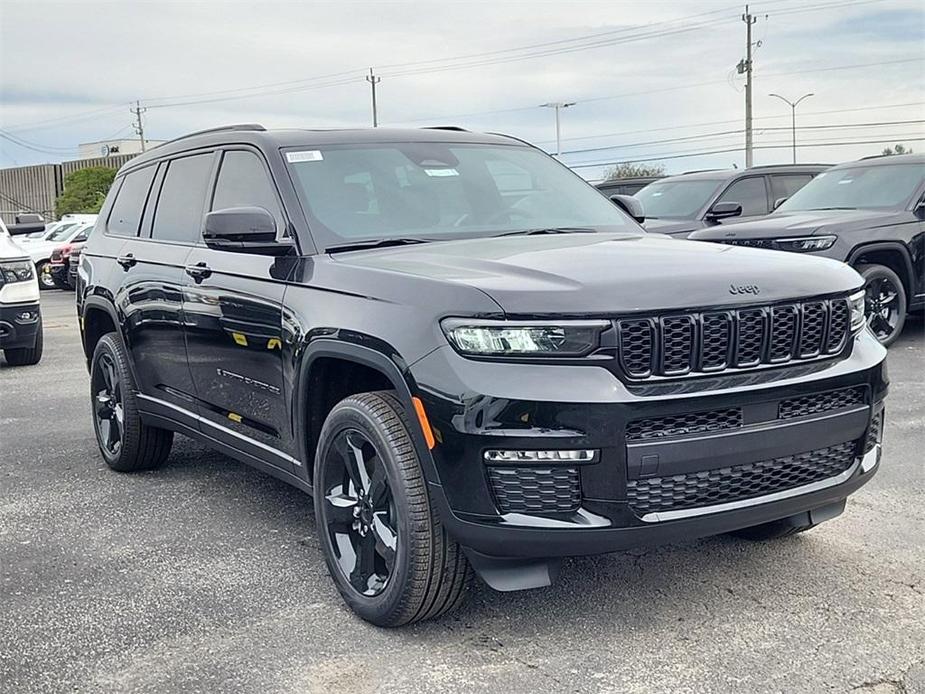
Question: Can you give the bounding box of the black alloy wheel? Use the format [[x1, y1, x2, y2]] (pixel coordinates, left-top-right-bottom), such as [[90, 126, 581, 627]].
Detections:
[[320, 428, 398, 597], [93, 351, 124, 457], [861, 264, 907, 347]]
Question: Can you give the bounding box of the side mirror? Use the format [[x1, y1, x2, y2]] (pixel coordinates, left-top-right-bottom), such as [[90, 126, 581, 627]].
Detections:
[[203, 206, 293, 256], [706, 201, 743, 221], [773, 197, 788, 210], [609, 194, 645, 224]]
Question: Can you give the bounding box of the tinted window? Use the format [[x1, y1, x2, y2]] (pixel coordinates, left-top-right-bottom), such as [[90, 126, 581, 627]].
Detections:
[[777, 163, 924, 212], [716, 176, 768, 216], [151, 154, 214, 243], [770, 174, 813, 205], [107, 167, 156, 237], [212, 151, 283, 225], [287, 143, 634, 249]]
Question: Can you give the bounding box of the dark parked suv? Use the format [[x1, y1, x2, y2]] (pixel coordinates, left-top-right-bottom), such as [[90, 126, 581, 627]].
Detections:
[[635, 164, 828, 236], [77, 125, 887, 626], [689, 154, 925, 346]]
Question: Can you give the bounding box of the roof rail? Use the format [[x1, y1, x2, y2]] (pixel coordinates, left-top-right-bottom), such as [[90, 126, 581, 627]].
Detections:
[[158, 123, 266, 148], [681, 168, 723, 175], [747, 162, 832, 169], [421, 126, 469, 132]]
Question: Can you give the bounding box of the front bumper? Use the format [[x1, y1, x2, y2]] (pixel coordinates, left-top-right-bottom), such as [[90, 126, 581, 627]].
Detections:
[[0, 302, 42, 350], [411, 330, 887, 560]]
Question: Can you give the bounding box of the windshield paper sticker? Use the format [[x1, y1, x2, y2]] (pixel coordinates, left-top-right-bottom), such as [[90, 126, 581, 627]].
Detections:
[[287, 150, 324, 163], [424, 168, 459, 177]]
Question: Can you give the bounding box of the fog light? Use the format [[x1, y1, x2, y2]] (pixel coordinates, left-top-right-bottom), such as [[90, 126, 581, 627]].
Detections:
[[14, 311, 37, 323], [483, 449, 596, 463]]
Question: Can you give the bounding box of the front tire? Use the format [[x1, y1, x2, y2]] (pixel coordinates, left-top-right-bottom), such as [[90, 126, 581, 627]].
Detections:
[[859, 263, 906, 347], [36, 262, 56, 290], [90, 333, 173, 471], [314, 391, 470, 627], [3, 322, 43, 366]]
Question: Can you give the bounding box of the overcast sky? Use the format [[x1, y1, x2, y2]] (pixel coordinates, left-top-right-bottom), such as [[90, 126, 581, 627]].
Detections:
[[1, 0, 923, 178]]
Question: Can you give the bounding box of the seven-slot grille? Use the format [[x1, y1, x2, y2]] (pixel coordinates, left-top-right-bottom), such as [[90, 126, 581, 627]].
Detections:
[[617, 297, 851, 379], [626, 441, 856, 515]]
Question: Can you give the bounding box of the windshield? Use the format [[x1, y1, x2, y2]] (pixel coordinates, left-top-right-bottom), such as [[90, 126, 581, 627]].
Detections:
[[777, 163, 923, 212], [287, 142, 637, 249], [634, 178, 725, 219], [44, 222, 78, 242]]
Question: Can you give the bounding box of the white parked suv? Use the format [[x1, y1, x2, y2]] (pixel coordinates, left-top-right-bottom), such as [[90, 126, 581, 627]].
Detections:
[[17, 215, 97, 290], [0, 220, 43, 365]]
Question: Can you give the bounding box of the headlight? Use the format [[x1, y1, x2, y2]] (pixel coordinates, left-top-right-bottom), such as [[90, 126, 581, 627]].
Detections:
[[442, 319, 608, 357], [0, 260, 35, 283], [848, 290, 866, 333], [773, 235, 837, 252]]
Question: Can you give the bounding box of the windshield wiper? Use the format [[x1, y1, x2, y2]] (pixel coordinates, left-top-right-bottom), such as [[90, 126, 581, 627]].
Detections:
[[496, 226, 598, 237], [326, 237, 432, 254]]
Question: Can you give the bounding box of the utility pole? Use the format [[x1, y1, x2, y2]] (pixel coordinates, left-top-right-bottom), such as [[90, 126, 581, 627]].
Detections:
[[769, 92, 814, 163], [131, 100, 147, 152], [366, 68, 381, 127], [540, 102, 575, 156], [739, 5, 757, 167]]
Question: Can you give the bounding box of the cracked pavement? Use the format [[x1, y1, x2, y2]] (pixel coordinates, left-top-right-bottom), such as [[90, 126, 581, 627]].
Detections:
[[1, 291, 923, 693]]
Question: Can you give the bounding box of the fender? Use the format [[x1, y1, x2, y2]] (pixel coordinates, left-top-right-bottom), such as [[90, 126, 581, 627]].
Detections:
[[292, 338, 442, 486], [846, 241, 916, 294], [80, 295, 139, 384]]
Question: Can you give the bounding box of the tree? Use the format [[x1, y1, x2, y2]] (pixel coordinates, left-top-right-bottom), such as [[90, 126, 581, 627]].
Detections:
[[55, 167, 116, 217], [881, 144, 913, 156], [603, 162, 666, 181]]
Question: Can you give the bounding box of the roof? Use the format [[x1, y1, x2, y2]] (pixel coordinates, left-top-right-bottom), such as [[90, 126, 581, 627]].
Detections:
[[122, 125, 521, 173], [842, 152, 925, 166], [660, 163, 831, 183]]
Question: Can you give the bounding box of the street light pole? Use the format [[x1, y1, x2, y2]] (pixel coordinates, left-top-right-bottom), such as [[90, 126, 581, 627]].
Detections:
[[540, 102, 575, 156], [768, 92, 814, 163]]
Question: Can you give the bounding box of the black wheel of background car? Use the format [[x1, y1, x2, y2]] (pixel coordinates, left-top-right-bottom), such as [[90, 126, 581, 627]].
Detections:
[[3, 321, 43, 366], [36, 262, 55, 290], [729, 518, 816, 541], [314, 391, 471, 627], [860, 264, 907, 347], [90, 333, 173, 472]]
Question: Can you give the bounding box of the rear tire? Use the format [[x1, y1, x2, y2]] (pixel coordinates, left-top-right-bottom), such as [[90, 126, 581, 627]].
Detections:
[[314, 391, 471, 627], [90, 333, 173, 471], [3, 322, 43, 366], [859, 263, 906, 347]]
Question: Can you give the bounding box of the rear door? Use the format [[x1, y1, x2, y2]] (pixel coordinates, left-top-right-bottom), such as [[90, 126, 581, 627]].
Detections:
[[181, 148, 295, 471], [118, 152, 216, 416]]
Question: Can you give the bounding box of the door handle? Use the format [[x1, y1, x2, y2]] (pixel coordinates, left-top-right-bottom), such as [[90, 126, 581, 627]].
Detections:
[[116, 253, 136, 270], [185, 262, 212, 282]]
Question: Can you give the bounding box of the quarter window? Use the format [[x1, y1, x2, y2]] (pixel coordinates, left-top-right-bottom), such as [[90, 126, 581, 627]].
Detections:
[[212, 151, 283, 226], [716, 177, 769, 217], [107, 166, 156, 237], [151, 153, 214, 243], [770, 174, 813, 205]]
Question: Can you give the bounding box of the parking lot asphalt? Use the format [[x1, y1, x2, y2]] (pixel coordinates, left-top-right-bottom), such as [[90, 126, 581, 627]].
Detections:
[[1, 289, 923, 694]]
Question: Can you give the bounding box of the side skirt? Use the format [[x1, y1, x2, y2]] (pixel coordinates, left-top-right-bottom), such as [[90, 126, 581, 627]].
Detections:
[[137, 394, 312, 495]]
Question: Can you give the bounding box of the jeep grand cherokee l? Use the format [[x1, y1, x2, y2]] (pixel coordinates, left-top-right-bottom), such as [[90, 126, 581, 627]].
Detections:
[[76, 125, 887, 626], [689, 154, 925, 346]]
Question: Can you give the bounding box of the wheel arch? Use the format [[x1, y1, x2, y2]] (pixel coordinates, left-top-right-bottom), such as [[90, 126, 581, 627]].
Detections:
[[293, 339, 438, 484], [848, 241, 915, 302], [80, 296, 140, 383]]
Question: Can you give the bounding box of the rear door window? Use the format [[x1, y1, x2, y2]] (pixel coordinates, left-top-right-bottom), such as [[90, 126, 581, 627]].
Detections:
[[151, 153, 214, 244], [107, 167, 156, 237], [716, 176, 769, 217]]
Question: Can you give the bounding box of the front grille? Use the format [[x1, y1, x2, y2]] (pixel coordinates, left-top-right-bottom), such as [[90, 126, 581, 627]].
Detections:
[[626, 408, 743, 441], [627, 441, 856, 515], [865, 411, 883, 453], [779, 386, 866, 419], [617, 296, 851, 380], [487, 466, 580, 515]]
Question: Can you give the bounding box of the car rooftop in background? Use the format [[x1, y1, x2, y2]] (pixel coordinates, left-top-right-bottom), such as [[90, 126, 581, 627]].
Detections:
[[634, 163, 830, 237]]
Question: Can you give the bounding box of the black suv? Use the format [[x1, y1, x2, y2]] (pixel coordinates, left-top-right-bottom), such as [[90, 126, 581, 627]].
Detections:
[[635, 164, 828, 236], [77, 125, 887, 626], [689, 154, 925, 346]]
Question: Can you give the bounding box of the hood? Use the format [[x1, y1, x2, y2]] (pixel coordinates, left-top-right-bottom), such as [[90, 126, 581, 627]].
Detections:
[[641, 218, 704, 236], [0, 233, 28, 261], [21, 240, 63, 261], [688, 208, 908, 241], [333, 233, 862, 315]]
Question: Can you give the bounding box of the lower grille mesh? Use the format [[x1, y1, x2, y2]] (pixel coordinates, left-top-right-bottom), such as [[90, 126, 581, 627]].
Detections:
[[627, 442, 856, 515], [626, 408, 742, 441], [778, 386, 866, 419], [488, 466, 580, 515]]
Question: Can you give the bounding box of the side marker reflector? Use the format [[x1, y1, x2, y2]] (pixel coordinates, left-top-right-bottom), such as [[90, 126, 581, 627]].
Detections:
[[412, 396, 436, 450]]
